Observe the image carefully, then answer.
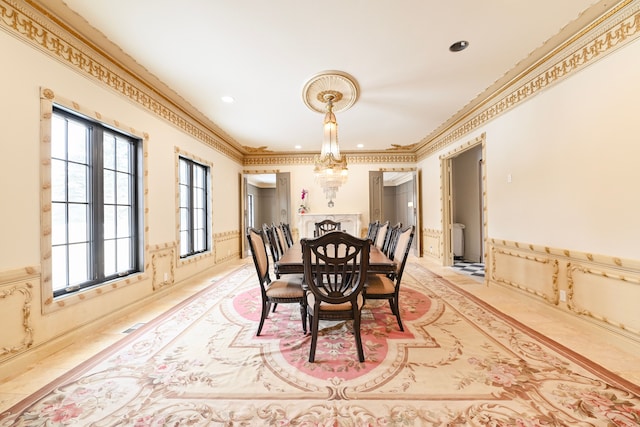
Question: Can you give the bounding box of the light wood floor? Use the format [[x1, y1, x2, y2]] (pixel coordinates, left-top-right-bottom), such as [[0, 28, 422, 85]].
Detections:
[[1, 256, 639, 412]]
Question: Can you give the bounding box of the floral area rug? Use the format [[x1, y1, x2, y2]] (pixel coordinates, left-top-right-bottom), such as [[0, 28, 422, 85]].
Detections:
[[1, 263, 639, 426]]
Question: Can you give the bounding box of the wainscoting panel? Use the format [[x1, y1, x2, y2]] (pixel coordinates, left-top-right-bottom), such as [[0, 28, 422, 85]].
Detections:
[[568, 262, 640, 336], [423, 228, 442, 260], [0, 267, 38, 361], [214, 231, 241, 264], [487, 239, 640, 341], [150, 245, 175, 290], [490, 245, 559, 305]]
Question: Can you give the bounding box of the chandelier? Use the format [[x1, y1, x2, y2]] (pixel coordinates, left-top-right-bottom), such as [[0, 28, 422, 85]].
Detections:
[[303, 71, 359, 207]]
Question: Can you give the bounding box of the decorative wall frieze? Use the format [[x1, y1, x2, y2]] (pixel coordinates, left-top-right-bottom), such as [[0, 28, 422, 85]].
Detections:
[[243, 152, 417, 167], [243, 169, 281, 175], [9, 0, 635, 164], [417, 1, 640, 159], [2, 0, 243, 164]]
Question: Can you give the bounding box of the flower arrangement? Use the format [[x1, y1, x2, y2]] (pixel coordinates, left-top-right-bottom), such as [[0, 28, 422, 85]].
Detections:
[[298, 189, 309, 214]]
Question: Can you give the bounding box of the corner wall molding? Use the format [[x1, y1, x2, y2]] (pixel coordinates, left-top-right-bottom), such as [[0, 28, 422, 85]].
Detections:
[[417, 1, 640, 159], [1, 0, 243, 164]]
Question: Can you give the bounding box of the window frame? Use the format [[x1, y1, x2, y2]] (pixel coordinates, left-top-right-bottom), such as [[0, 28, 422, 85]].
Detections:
[[50, 106, 143, 297], [178, 156, 211, 259], [40, 88, 149, 312]]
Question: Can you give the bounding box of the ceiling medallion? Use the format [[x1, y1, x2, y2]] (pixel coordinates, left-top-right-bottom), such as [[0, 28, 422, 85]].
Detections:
[[302, 71, 359, 114]]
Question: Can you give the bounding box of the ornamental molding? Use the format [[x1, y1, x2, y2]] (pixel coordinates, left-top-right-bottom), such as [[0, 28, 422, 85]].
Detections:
[[2, 0, 243, 164], [0, 282, 34, 357], [243, 152, 417, 167], [3, 0, 638, 164], [416, 0, 640, 160]]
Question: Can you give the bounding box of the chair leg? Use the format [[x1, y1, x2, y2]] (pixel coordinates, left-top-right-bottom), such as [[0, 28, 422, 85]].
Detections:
[[308, 311, 320, 363], [257, 301, 270, 336], [388, 297, 404, 332], [299, 302, 307, 334], [353, 311, 365, 362], [272, 303, 278, 313], [394, 298, 404, 332]]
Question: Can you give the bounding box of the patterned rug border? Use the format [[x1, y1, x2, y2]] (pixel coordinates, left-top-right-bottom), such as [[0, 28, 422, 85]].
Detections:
[[1, 265, 252, 416], [409, 262, 640, 396], [2, 262, 639, 424]]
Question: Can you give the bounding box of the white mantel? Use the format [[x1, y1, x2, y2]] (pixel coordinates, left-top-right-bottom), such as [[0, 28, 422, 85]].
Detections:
[[297, 213, 362, 239]]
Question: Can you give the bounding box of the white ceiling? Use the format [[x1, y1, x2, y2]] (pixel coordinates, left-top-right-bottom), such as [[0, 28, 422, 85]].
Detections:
[[48, 0, 606, 154]]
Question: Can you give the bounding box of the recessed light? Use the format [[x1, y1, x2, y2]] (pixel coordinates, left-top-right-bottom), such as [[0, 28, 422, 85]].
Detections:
[[449, 40, 469, 52], [221, 96, 235, 103], [357, 144, 364, 148], [294, 145, 302, 149]]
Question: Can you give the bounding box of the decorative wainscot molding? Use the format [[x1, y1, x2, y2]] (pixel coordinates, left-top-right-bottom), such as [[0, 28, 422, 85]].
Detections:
[[487, 239, 640, 341], [297, 213, 361, 239], [423, 228, 443, 260], [567, 261, 640, 338], [214, 230, 241, 264], [0, 267, 38, 361], [489, 242, 560, 305], [150, 244, 175, 291]]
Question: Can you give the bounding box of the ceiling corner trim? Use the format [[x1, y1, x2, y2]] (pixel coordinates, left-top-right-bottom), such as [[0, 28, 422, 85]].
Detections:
[[3, 0, 245, 164], [416, 0, 640, 161]]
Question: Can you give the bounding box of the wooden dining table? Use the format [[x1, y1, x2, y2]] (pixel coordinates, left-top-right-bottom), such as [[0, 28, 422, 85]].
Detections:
[[275, 241, 396, 276]]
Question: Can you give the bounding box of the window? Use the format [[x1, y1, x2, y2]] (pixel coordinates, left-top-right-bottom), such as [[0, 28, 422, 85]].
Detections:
[[248, 194, 255, 228], [51, 107, 142, 297], [179, 157, 210, 258]]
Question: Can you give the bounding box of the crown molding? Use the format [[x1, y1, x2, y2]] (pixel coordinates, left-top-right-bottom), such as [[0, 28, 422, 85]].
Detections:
[[4, 0, 245, 163], [416, 0, 639, 160], [4, 0, 638, 166], [243, 151, 417, 167]]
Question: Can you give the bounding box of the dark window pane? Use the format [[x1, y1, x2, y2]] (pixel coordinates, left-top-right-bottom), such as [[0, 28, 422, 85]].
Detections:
[[51, 107, 141, 297]]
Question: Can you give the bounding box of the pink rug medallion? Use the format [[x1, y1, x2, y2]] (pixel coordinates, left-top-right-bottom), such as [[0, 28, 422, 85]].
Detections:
[[233, 286, 431, 381], [1, 263, 639, 426]]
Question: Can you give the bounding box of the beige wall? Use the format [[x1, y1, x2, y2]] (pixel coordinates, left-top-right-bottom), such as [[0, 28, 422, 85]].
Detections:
[[0, 24, 243, 381], [418, 28, 640, 339]]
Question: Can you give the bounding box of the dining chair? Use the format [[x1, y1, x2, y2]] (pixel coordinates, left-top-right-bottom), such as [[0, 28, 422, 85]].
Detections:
[[314, 219, 341, 237], [373, 221, 389, 250], [365, 220, 379, 241], [246, 227, 307, 336], [263, 224, 282, 263], [364, 225, 414, 331], [383, 222, 403, 257], [302, 231, 370, 363], [282, 222, 294, 247], [263, 224, 303, 314], [273, 222, 289, 253]]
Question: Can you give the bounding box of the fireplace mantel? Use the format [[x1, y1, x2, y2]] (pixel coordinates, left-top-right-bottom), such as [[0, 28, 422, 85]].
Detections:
[[297, 213, 361, 239]]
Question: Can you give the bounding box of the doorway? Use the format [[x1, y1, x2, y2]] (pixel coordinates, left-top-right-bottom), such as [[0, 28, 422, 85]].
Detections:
[[369, 169, 421, 255], [441, 134, 486, 267], [240, 172, 291, 257]]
